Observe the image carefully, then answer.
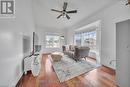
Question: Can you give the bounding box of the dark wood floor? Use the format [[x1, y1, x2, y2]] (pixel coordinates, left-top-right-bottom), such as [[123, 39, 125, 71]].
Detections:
[[16, 54, 118, 87]]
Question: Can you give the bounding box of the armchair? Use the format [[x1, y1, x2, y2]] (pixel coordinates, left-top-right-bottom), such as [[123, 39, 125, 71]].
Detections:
[[74, 46, 90, 61], [62, 45, 90, 61]]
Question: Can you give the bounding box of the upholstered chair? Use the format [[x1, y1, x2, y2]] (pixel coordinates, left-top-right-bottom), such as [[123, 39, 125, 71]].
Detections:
[[74, 46, 90, 61], [62, 45, 90, 61]]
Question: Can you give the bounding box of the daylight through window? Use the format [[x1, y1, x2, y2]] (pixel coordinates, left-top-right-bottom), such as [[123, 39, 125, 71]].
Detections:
[[46, 34, 60, 48]]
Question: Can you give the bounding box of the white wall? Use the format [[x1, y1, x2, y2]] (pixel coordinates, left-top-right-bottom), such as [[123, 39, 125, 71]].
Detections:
[[0, 0, 35, 86], [67, 0, 130, 69], [35, 27, 67, 54]]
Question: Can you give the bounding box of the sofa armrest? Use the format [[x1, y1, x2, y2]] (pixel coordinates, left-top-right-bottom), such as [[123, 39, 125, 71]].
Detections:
[[62, 45, 66, 52]]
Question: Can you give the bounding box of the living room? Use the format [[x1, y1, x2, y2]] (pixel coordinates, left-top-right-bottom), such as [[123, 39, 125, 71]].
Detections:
[[0, 0, 130, 87]]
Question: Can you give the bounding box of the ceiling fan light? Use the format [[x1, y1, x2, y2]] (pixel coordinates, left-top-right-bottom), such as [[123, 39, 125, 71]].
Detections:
[[63, 15, 65, 18], [126, 0, 130, 5], [127, 2, 130, 5]]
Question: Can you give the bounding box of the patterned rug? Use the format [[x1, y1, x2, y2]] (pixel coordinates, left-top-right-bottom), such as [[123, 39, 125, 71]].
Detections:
[[49, 55, 100, 83]]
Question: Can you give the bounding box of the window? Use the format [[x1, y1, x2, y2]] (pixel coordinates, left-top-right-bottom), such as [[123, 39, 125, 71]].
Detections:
[[74, 30, 96, 50], [74, 33, 82, 46], [74, 30, 97, 59], [83, 31, 96, 50], [46, 34, 60, 48]]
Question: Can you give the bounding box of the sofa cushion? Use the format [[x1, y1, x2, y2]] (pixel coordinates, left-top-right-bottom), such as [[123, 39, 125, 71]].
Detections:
[[69, 45, 75, 51], [66, 51, 74, 58]]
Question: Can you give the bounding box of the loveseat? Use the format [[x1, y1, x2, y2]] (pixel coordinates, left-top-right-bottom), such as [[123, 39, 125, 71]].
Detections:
[[62, 45, 90, 61]]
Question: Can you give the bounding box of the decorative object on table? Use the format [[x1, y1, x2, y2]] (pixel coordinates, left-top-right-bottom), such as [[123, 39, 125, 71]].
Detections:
[[35, 45, 41, 52], [51, 2, 77, 20], [49, 55, 100, 82]]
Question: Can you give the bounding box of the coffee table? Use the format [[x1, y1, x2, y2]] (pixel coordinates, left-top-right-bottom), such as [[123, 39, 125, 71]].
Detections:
[[51, 52, 63, 62]]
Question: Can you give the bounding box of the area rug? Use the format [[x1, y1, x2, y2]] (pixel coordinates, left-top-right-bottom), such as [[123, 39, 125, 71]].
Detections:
[[49, 55, 100, 83]]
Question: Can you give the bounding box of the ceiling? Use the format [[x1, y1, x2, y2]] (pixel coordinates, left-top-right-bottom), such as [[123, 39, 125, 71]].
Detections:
[[33, 0, 118, 29]]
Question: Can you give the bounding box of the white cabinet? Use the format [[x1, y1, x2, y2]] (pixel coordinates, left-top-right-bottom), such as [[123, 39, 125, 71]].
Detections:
[[24, 55, 41, 76], [24, 56, 34, 74]]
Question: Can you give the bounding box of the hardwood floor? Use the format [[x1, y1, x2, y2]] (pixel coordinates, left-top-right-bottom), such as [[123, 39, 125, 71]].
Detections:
[[16, 54, 118, 87]]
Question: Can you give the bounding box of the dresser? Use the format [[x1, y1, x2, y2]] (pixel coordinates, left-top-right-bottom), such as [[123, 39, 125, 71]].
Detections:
[[24, 54, 41, 76]]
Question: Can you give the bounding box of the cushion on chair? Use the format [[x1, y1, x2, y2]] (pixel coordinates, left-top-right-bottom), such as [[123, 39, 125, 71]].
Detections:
[[69, 45, 75, 51]]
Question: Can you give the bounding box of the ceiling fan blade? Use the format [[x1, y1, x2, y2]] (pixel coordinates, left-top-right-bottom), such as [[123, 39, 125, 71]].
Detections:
[[63, 2, 68, 11], [51, 9, 62, 13], [66, 14, 70, 20], [57, 14, 62, 19], [126, 2, 130, 5], [67, 10, 77, 13]]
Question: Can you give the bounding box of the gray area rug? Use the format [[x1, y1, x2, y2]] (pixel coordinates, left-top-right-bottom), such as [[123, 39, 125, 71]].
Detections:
[[49, 55, 100, 83]]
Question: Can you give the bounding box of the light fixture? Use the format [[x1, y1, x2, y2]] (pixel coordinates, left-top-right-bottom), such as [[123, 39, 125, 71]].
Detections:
[[51, 2, 77, 20], [60, 36, 65, 39], [126, 0, 130, 5]]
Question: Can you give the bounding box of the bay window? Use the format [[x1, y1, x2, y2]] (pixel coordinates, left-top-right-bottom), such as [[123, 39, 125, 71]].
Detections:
[[74, 30, 97, 58]]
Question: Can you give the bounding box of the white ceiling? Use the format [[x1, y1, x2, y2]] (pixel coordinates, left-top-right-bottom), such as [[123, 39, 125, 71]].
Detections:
[[33, 0, 118, 29]]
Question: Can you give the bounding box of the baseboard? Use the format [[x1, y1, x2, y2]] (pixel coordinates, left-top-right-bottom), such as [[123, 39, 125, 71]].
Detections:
[[15, 73, 24, 87], [102, 65, 116, 72]]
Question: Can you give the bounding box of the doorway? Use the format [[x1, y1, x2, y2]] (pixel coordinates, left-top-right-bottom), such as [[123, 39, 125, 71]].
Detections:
[[116, 19, 130, 87]]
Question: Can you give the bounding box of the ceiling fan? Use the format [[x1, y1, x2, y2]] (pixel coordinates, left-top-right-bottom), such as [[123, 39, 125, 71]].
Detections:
[[126, 0, 130, 5], [51, 2, 77, 20]]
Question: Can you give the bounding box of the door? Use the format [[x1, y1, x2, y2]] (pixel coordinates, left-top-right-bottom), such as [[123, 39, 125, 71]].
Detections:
[[116, 19, 130, 87]]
